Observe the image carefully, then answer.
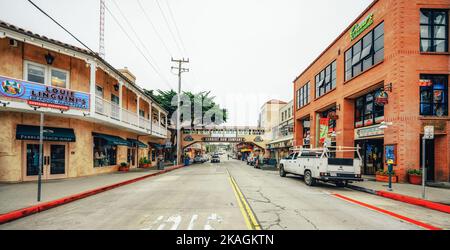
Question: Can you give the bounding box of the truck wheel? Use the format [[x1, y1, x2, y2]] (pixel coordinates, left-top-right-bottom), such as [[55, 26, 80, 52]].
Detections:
[[279, 165, 286, 177], [304, 171, 316, 186]]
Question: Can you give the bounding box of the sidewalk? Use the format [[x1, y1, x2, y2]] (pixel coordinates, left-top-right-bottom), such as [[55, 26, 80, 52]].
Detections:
[[349, 180, 450, 205], [0, 167, 171, 214]]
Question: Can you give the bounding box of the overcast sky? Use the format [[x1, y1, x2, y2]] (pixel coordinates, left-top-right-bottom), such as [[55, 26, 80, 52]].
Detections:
[[0, 0, 373, 126]]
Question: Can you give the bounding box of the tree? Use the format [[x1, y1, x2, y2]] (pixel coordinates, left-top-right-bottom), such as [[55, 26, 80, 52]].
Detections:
[[144, 89, 228, 127], [144, 89, 228, 160]]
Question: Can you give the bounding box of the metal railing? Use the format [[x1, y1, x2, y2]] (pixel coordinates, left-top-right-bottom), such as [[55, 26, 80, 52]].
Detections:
[[95, 96, 165, 134]]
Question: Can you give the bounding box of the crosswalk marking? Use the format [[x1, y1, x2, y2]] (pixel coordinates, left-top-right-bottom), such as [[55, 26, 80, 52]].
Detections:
[[141, 213, 223, 230]]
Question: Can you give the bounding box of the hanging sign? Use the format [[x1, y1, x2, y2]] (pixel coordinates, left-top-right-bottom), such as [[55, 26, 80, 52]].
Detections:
[[0, 76, 90, 111], [350, 13, 374, 40], [375, 91, 389, 106]]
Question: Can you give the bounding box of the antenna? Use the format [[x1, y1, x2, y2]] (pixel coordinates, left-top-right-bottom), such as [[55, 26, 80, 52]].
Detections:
[[99, 0, 106, 58]]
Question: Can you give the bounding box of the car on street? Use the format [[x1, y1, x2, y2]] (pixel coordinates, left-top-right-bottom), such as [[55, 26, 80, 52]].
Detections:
[[279, 145, 363, 187], [211, 154, 221, 163], [193, 155, 205, 164]]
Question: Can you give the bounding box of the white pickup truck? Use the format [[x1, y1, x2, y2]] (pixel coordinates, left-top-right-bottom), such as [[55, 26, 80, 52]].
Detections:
[[278, 146, 363, 187]]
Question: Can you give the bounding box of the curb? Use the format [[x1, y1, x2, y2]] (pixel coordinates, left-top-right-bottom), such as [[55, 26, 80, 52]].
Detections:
[[348, 185, 450, 214], [0, 165, 184, 225]]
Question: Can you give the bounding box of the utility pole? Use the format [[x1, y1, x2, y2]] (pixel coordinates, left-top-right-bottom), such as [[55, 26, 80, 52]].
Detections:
[[99, 0, 106, 58], [171, 58, 189, 166]]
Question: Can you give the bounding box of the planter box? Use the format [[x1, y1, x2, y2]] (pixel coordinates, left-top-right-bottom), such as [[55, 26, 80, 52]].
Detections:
[[376, 175, 398, 183], [119, 166, 130, 172], [408, 174, 422, 185]]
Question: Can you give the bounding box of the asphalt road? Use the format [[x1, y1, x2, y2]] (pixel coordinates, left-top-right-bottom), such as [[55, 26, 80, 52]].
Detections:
[[1, 157, 448, 230]]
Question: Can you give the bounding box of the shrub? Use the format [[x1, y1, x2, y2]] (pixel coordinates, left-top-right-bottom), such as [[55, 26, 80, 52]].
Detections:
[[407, 169, 422, 176], [120, 162, 129, 167], [376, 170, 395, 176]]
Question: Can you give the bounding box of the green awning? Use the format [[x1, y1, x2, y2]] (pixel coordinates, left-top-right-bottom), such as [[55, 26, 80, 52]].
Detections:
[[127, 139, 148, 148], [16, 125, 76, 142], [149, 143, 164, 149], [92, 132, 128, 146]]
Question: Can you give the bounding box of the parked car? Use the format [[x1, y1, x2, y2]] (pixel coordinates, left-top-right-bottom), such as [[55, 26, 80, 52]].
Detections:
[[211, 154, 221, 163], [194, 155, 204, 164], [279, 146, 363, 187]]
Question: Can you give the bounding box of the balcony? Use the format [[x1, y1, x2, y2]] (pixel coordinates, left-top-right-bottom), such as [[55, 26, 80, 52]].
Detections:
[[95, 96, 167, 138]]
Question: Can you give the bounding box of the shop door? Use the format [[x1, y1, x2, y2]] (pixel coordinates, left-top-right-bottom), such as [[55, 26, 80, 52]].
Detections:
[[127, 148, 136, 167], [23, 142, 68, 181], [420, 139, 435, 182]]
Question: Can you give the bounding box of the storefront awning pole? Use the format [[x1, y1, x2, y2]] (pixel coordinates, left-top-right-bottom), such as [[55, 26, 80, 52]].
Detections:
[[37, 112, 44, 202]]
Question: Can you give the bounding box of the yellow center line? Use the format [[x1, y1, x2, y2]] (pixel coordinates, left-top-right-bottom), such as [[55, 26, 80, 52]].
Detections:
[[227, 169, 262, 230]]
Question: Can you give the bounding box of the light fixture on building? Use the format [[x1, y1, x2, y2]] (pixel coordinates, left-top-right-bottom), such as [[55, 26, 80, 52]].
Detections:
[[114, 84, 119, 91], [336, 104, 341, 111], [383, 83, 393, 92], [45, 52, 55, 65]]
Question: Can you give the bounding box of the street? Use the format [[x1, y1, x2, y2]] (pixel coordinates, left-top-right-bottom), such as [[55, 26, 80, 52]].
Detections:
[[1, 156, 448, 230]]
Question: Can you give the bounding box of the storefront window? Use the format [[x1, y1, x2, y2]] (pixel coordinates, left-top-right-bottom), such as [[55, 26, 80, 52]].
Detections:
[[420, 75, 448, 116], [93, 137, 117, 167], [354, 89, 385, 128], [420, 9, 448, 53]]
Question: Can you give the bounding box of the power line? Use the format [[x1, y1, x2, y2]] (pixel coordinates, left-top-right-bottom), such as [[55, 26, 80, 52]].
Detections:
[[111, 0, 168, 79], [136, 0, 173, 58], [164, 0, 188, 56], [155, 0, 184, 57], [105, 4, 173, 89], [27, 0, 96, 54]]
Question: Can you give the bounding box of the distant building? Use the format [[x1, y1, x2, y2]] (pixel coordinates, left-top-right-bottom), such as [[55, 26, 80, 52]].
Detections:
[[267, 100, 294, 164]]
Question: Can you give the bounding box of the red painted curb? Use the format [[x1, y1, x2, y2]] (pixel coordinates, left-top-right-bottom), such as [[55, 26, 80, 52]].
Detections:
[[332, 193, 442, 230], [0, 165, 184, 225], [376, 191, 450, 214]]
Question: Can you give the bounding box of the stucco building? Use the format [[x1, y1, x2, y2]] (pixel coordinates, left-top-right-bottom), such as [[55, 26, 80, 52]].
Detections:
[[0, 20, 169, 182], [293, 0, 449, 183]]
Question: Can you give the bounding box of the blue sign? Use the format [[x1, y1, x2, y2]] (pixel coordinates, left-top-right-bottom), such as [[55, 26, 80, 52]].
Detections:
[[0, 76, 90, 111]]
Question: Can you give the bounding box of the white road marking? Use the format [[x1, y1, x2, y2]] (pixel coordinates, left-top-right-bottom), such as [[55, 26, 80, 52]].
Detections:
[[188, 214, 198, 230], [204, 213, 223, 230], [167, 215, 182, 230]]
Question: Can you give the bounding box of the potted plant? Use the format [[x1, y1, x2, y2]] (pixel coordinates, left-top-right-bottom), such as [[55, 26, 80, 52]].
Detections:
[[119, 162, 130, 172], [407, 169, 422, 185], [375, 170, 398, 183]]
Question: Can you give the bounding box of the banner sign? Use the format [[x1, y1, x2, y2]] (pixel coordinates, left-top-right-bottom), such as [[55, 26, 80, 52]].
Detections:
[[0, 76, 90, 111], [354, 124, 384, 140], [319, 118, 330, 144], [350, 13, 374, 40], [202, 137, 245, 143], [375, 91, 389, 106]]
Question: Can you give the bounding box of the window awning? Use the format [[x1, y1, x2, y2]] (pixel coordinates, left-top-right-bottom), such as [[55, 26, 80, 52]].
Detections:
[[127, 139, 148, 148], [92, 132, 128, 146], [149, 143, 164, 149], [16, 125, 76, 142]]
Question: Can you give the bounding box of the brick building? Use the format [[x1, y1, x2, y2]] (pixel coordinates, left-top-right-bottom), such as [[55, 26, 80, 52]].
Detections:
[[293, 0, 450, 183]]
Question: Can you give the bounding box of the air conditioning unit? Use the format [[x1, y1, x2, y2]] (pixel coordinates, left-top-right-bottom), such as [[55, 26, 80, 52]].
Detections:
[[9, 39, 18, 48]]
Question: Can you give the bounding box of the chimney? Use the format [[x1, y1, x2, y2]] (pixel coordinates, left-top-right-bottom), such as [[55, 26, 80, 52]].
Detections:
[[118, 67, 136, 83]]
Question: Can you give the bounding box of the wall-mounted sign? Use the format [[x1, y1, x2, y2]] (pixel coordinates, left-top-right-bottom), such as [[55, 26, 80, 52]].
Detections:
[[419, 79, 432, 87], [350, 13, 374, 41], [354, 124, 384, 140], [202, 137, 245, 143], [184, 135, 194, 142], [327, 111, 339, 120], [254, 136, 264, 142], [421, 120, 446, 134], [0, 76, 90, 111], [375, 91, 389, 106]]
